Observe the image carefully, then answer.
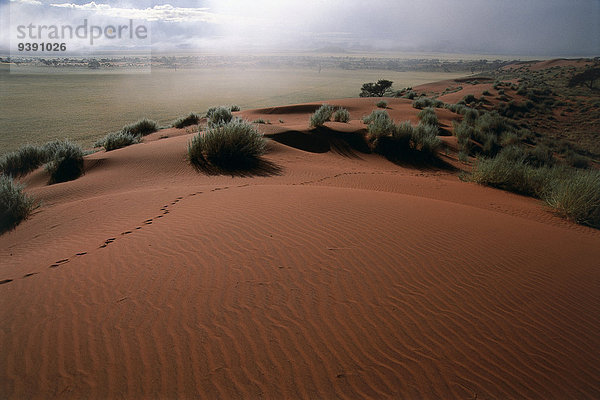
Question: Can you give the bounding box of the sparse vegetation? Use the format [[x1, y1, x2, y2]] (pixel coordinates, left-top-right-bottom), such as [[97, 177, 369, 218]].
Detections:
[[99, 132, 141, 151], [206, 106, 234, 127], [229, 105, 241, 112], [309, 104, 335, 127], [0, 175, 35, 234], [188, 119, 266, 170], [417, 107, 439, 127], [173, 113, 201, 129], [413, 97, 444, 109], [121, 119, 158, 136], [333, 108, 351, 123], [546, 169, 600, 228], [363, 111, 441, 161], [0, 145, 49, 177], [45, 140, 84, 184], [376, 100, 388, 108]]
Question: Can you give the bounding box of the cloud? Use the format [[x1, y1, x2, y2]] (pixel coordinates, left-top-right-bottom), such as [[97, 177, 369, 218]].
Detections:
[[49, 2, 220, 23], [9, 0, 42, 5]]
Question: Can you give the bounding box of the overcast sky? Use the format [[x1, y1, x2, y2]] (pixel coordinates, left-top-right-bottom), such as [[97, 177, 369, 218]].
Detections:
[[1, 0, 599, 56]]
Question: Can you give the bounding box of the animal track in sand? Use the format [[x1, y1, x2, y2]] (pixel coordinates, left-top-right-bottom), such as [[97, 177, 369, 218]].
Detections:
[[1, 185, 250, 285]]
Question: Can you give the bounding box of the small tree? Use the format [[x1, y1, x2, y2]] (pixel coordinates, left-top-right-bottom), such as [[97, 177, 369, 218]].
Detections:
[[360, 79, 393, 97], [568, 67, 600, 90]]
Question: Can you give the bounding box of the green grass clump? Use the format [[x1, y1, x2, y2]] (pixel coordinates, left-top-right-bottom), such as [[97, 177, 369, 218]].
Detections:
[[0, 145, 49, 177], [99, 132, 141, 151], [333, 108, 351, 123], [364, 110, 394, 143], [173, 113, 201, 129], [206, 106, 234, 127], [309, 104, 335, 127], [121, 119, 158, 136], [0, 175, 35, 234], [417, 107, 439, 127], [546, 169, 600, 228], [45, 140, 84, 184], [376, 100, 388, 108], [188, 120, 266, 170], [413, 97, 444, 109], [253, 119, 268, 124]]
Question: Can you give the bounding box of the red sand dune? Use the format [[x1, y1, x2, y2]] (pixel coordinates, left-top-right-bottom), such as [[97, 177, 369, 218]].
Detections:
[[1, 98, 599, 399]]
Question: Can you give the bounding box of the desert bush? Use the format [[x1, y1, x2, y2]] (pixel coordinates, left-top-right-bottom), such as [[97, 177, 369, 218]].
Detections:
[[188, 120, 266, 170], [364, 110, 394, 142], [229, 105, 241, 112], [45, 140, 84, 184], [417, 107, 439, 127], [546, 169, 600, 228], [412, 124, 441, 155], [463, 108, 479, 124], [376, 100, 388, 108], [333, 108, 351, 123], [206, 106, 233, 127], [100, 132, 140, 151], [0, 175, 35, 234], [482, 90, 491, 96], [470, 154, 555, 197], [461, 94, 477, 104], [253, 119, 268, 124], [122, 119, 158, 136], [173, 113, 201, 129], [309, 104, 334, 127], [500, 132, 520, 147], [565, 151, 590, 169], [413, 97, 443, 109], [0, 145, 48, 177]]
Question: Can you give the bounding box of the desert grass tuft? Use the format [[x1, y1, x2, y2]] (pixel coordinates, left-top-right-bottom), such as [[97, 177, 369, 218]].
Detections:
[[545, 169, 600, 228], [0, 145, 48, 177], [189, 119, 266, 170], [309, 104, 335, 127], [173, 113, 201, 129], [45, 140, 84, 184], [121, 119, 158, 136], [333, 108, 351, 122], [206, 106, 233, 127], [99, 132, 141, 151], [1, 175, 35, 233]]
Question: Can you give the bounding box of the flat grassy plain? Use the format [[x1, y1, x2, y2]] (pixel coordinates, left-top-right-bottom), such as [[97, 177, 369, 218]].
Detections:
[[0, 64, 468, 155]]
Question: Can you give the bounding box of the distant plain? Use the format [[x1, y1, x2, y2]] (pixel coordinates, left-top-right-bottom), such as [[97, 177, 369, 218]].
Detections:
[[0, 63, 468, 155]]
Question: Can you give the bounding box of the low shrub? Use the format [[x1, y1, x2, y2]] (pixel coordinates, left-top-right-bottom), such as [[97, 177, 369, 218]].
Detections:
[[206, 106, 233, 127], [412, 124, 441, 155], [0, 175, 35, 234], [188, 120, 266, 170], [122, 119, 158, 136], [309, 104, 334, 127], [229, 105, 241, 112], [565, 151, 590, 169], [333, 108, 351, 123], [100, 132, 140, 151], [417, 107, 439, 127], [364, 110, 394, 142], [546, 169, 600, 228], [0, 145, 48, 177], [469, 155, 557, 198], [413, 97, 444, 109], [45, 140, 84, 184], [376, 100, 388, 108], [173, 113, 201, 129]]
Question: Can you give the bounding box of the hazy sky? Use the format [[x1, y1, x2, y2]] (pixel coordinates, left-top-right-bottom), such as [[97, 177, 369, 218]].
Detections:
[[1, 0, 599, 56]]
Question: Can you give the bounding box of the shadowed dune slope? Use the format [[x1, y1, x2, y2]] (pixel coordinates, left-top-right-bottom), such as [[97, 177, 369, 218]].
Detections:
[[1, 97, 599, 399]]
